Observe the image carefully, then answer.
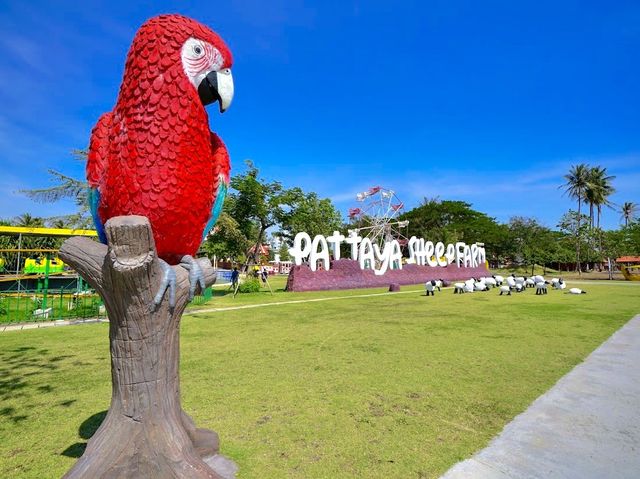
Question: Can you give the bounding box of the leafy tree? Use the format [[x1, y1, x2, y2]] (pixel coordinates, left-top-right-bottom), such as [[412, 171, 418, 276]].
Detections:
[[228, 161, 342, 266], [201, 210, 251, 263], [544, 230, 575, 272], [601, 229, 625, 264], [0, 216, 61, 273], [277, 242, 291, 261], [557, 210, 599, 269], [0, 219, 13, 272], [506, 216, 555, 274], [228, 160, 292, 266], [561, 164, 590, 272], [276, 189, 343, 243], [12, 214, 62, 251], [619, 220, 640, 256], [399, 198, 508, 264]]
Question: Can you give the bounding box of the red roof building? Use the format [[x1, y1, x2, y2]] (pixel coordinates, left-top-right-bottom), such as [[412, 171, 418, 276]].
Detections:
[[248, 244, 271, 257], [616, 256, 640, 263]]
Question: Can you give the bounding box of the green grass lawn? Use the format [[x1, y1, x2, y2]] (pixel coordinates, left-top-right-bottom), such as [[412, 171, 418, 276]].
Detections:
[[1, 280, 639, 478]]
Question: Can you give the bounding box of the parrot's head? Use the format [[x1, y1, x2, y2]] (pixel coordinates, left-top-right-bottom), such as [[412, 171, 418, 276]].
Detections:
[[123, 14, 234, 113]]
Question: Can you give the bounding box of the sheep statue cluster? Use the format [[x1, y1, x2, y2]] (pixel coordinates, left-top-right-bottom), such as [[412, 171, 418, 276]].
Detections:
[[425, 274, 587, 297]]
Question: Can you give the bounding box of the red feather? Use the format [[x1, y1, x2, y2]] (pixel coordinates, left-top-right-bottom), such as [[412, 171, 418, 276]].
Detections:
[[87, 15, 232, 264]]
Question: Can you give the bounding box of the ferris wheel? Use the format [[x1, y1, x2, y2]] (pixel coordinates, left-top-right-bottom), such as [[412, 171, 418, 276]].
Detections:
[[348, 186, 410, 248]]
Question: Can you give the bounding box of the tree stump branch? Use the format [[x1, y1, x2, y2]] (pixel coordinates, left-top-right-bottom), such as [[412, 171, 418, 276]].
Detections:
[[59, 216, 235, 479]]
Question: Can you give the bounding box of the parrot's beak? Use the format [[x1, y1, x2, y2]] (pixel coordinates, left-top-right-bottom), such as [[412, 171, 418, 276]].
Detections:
[[198, 69, 234, 113]]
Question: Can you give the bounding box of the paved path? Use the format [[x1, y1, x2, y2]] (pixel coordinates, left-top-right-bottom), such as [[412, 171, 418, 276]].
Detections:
[[441, 314, 640, 479]]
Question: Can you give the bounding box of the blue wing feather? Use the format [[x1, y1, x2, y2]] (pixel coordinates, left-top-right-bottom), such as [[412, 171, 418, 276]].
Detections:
[[201, 180, 228, 242], [88, 187, 107, 244]]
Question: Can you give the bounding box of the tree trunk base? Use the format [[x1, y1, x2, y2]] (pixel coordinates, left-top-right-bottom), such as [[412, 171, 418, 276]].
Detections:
[[64, 411, 235, 479], [59, 216, 237, 479]]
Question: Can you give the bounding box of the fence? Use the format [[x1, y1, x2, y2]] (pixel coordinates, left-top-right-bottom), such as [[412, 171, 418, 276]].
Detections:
[[0, 285, 214, 325]]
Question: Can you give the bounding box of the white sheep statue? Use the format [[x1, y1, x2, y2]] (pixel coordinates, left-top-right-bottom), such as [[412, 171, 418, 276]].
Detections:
[[425, 281, 435, 296], [535, 281, 548, 295], [568, 288, 587, 294]]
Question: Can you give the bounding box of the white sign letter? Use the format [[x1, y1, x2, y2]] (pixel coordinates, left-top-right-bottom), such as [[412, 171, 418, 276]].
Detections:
[[389, 240, 403, 271], [359, 238, 375, 271], [463, 245, 472, 267], [289, 232, 312, 266], [445, 243, 455, 265], [425, 241, 437, 267], [309, 235, 330, 271], [435, 242, 447, 267], [470, 244, 479, 267], [326, 231, 345, 260], [455, 242, 466, 267], [345, 230, 362, 261]]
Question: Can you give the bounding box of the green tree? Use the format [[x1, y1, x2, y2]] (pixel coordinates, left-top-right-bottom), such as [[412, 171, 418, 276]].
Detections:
[[276, 189, 343, 243], [584, 166, 615, 230], [584, 166, 616, 268], [557, 210, 598, 270], [601, 229, 625, 265], [545, 230, 575, 272], [21, 149, 92, 228], [399, 198, 508, 265], [228, 160, 292, 266], [620, 202, 638, 227], [277, 242, 291, 261], [0, 219, 13, 272], [506, 216, 554, 274], [561, 164, 590, 272], [12, 214, 62, 251], [201, 210, 251, 263], [619, 220, 640, 256], [14, 213, 44, 228]]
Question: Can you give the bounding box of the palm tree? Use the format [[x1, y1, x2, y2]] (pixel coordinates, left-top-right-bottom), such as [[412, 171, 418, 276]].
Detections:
[[621, 202, 638, 227], [586, 166, 616, 231], [585, 166, 615, 270], [15, 213, 45, 227], [20, 149, 91, 228], [561, 163, 590, 273]]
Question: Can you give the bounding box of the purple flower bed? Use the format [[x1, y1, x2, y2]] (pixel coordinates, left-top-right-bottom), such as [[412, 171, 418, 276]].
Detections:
[[286, 259, 489, 292]]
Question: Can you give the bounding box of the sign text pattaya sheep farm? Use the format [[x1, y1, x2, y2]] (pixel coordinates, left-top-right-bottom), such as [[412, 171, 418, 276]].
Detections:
[[289, 231, 486, 276]]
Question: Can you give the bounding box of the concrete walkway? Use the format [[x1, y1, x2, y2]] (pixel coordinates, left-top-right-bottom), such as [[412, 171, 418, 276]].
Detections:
[[442, 314, 640, 479]]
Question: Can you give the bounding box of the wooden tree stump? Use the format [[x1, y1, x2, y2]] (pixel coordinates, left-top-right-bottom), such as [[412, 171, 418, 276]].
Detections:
[[59, 216, 236, 479]]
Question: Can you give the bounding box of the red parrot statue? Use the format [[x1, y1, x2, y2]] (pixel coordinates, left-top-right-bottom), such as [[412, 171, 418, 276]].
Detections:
[[87, 14, 233, 306]]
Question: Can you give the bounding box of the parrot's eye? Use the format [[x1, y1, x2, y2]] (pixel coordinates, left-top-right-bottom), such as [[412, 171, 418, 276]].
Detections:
[[193, 45, 203, 56]]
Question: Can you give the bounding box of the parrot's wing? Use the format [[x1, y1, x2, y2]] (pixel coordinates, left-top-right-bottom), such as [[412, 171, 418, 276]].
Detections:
[[87, 112, 113, 244], [201, 132, 231, 241]]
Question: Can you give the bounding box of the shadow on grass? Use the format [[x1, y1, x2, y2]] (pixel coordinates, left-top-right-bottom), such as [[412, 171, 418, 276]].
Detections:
[[61, 410, 107, 458], [0, 346, 71, 422]]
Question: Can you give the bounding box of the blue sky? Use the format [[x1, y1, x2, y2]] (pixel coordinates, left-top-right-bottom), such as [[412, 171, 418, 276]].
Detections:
[[0, 0, 638, 230]]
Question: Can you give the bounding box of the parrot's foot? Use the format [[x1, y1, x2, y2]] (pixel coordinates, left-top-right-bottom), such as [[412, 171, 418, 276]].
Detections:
[[153, 259, 177, 310], [152, 256, 206, 310], [180, 255, 206, 301]]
